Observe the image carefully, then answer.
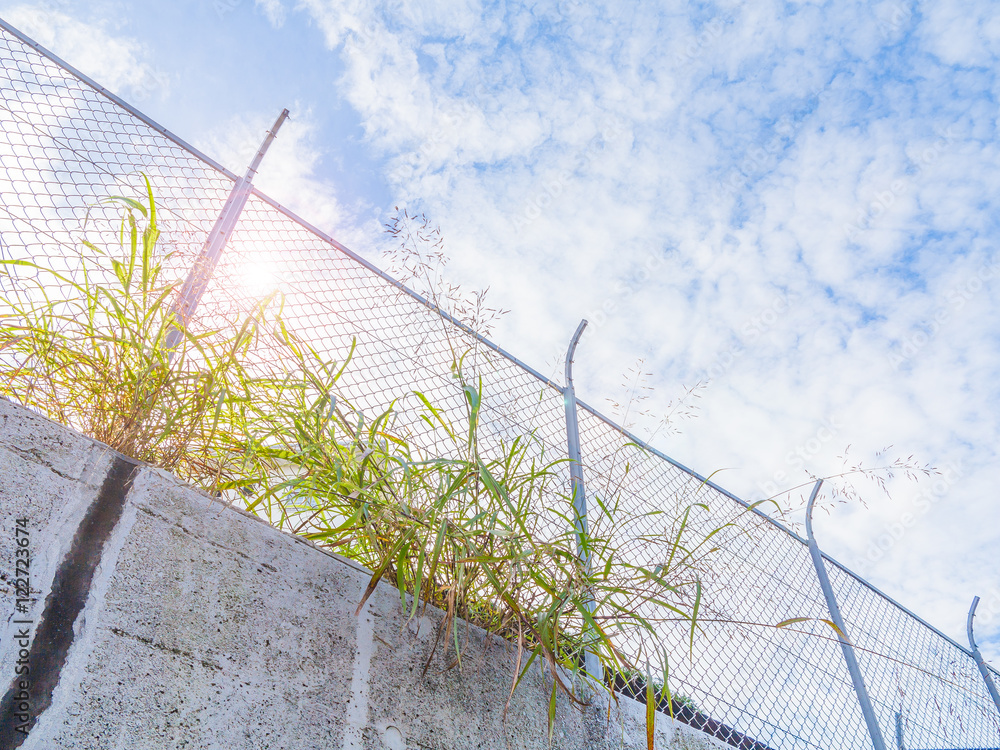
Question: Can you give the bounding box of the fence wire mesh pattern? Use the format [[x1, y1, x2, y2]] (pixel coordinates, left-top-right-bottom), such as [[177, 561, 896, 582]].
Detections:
[[1, 19, 998, 750]]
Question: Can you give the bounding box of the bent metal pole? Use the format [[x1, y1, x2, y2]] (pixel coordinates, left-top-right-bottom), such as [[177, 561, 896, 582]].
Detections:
[[806, 480, 888, 750], [563, 319, 600, 679], [967, 596, 1000, 718], [163, 108, 290, 353]]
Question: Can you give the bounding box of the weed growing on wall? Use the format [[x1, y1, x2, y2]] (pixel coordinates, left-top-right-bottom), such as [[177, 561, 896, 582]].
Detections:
[[0, 178, 312, 491], [232, 353, 727, 728], [0, 186, 724, 742], [5, 186, 922, 748]]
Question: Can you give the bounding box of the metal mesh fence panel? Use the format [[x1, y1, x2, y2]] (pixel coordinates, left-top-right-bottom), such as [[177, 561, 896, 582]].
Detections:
[[827, 562, 1000, 748], [575, 405, 872, 749], [2, 18, 999, 750], [574, 403, 1000, 748]]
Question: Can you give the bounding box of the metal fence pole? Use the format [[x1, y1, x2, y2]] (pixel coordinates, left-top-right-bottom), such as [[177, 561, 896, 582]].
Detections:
[[162, 108, 289, 352], [967, 596, 1000, 718], [563, 319, 600, 680], [805, 480, 888, 750]]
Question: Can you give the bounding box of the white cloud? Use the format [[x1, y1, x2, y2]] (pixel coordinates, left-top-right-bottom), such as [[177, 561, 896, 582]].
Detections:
[[287, 0, 1000, 665], [920, 0, 1000, 68], [3, 5, 170, 103]]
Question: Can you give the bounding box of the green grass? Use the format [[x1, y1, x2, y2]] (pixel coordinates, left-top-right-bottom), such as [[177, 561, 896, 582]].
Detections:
[[1, 184, 732, 746], [0, 177, 309, 490]]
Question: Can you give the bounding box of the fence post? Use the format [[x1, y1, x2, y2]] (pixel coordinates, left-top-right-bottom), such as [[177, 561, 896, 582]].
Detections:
[[163, 108, 290, 352], [563, 319, 600, 680], [967, 596, 1000, 718], [805, 480, 888, 750]]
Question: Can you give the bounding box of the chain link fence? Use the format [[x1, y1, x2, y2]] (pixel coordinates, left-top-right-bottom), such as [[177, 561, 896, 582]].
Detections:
[[1, 17, 998, 750]]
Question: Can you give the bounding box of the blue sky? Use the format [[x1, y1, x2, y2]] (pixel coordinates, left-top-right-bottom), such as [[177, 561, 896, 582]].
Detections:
[[3, 0, 1000, 663]]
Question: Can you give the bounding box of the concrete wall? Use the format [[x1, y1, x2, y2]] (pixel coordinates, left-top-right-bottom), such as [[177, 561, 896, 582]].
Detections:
[[0, 397, 728, 750]]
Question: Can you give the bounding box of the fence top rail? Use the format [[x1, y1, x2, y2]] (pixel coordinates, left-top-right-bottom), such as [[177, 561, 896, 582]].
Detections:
[[2, 10, 993, 681]]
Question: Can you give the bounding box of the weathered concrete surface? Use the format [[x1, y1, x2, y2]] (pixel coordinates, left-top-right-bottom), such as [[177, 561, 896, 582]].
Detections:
[[0, 397, 728, 749]]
